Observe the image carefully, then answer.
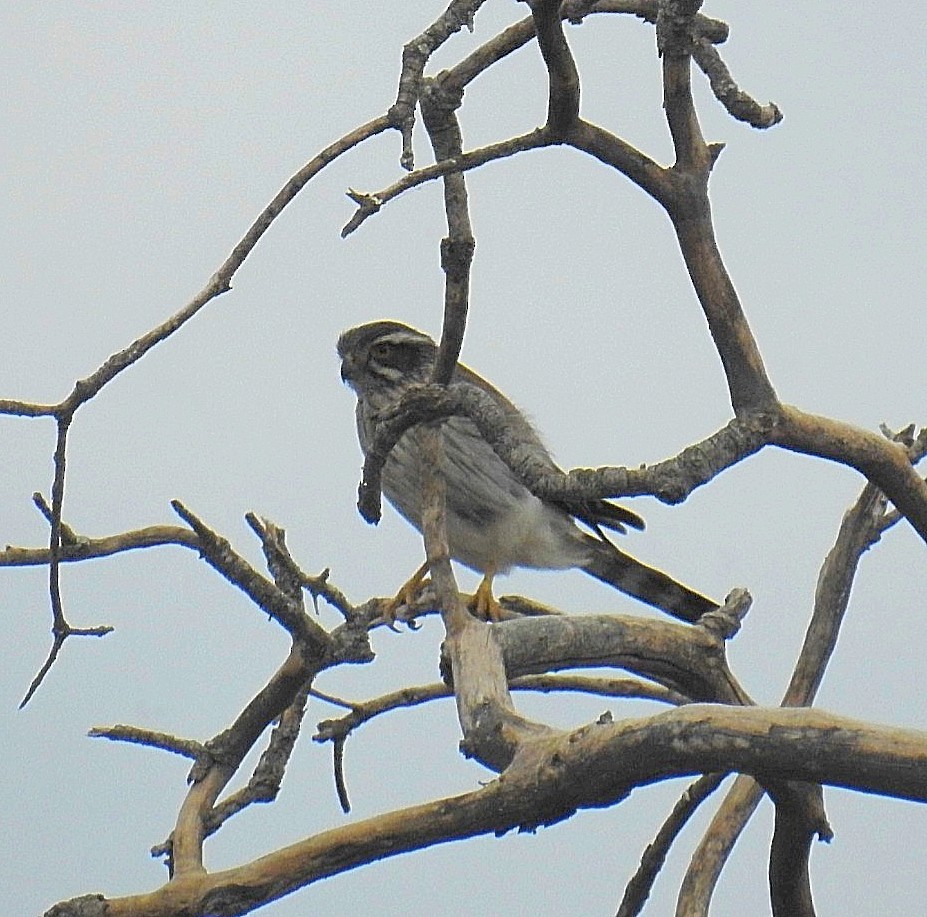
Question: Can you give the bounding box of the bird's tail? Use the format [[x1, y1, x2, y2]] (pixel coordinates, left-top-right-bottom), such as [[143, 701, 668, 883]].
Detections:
[[582, 538, 718, 623]]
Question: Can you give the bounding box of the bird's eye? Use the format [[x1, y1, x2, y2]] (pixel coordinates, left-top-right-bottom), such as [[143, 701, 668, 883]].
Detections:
[[370, 342, 392, 361]]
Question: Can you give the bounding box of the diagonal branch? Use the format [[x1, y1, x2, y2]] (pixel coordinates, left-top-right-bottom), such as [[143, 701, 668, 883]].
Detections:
[[693, 40, 782, 128], [678, 458, 901, 913], [772, 407, 927, 544], [356, 381, 772, 523], [617, 773, 727, 917], [6, 114, 391, 705], [170, 500, 330, 651], [341, 128, 551, 237]]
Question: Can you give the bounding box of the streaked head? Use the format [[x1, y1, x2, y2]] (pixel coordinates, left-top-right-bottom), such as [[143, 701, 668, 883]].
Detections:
[[337, 321, 436, 395]]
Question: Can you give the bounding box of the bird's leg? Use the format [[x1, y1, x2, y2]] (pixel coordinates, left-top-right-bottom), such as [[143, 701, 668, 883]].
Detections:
[[379, 560, 431, 628], [468, 564, 504, 622]]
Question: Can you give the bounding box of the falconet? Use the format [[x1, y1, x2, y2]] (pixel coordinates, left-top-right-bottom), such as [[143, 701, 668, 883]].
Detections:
[[338, 320, 717, 622]]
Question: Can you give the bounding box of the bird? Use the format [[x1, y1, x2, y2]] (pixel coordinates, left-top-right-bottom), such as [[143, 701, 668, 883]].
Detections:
[[337, 320, 717, 623]]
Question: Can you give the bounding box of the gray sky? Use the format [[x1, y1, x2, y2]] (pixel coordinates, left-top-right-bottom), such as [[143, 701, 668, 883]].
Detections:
[[3, 4, 926, 915]]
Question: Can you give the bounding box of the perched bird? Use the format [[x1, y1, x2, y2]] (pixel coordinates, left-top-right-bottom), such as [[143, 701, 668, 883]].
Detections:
[[338, 320, 717, 622]]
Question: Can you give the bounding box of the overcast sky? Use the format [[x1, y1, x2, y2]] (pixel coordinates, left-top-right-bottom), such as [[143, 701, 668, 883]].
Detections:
[[3, 4, 926, 916]]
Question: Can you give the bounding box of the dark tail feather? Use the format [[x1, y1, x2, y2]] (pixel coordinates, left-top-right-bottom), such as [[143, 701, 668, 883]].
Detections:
[[582, 539, 718, 623]]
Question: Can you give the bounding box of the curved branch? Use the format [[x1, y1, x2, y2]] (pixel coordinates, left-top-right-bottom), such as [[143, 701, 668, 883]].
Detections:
[[565, 119, 673, 203], [0, 525, 201, 566], [772, 406, 927, 544], [444, 1, 730, 94], [6, 114, 390, 705], [389, 0, 492, 169], [491, 613, 749, 705], [693, 41, 782, 129]]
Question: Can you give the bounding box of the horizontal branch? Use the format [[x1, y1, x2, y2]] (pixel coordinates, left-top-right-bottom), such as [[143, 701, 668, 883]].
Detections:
[[314, 673, 687, 746], [491, 613, 748, 705], [357, 383, 927, 554], [82, 705, 927, 917], [0, 525, 200, 567]]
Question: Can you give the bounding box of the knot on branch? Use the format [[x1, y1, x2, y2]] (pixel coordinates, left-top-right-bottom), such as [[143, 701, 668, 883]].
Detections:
[[656, 0, 704, 57], [43, 894, 108, 917], [440, 235, 476, 282], [697, 588, 752, 640], [420, 75, 465, 117]]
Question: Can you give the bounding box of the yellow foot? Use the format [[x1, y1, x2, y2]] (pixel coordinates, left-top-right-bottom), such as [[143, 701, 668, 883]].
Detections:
[[378, 561, 430, 629], [466, 570, 504, 622]]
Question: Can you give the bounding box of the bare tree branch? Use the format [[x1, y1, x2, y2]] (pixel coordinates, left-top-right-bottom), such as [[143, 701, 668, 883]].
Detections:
[[526, 0, 581, 133], [678, 456, 896, 913], [341, 129, 551, 237], [68, 706, 927, 916], [88, 726, 204, 760], [617, 773, 727, 917], [1, 525, 201, 566]]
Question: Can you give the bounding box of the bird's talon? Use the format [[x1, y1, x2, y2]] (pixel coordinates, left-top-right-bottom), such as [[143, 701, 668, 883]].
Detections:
[[377, 561, 431, 630]]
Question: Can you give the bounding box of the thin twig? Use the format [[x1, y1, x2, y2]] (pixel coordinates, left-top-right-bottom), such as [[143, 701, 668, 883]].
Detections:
[[341, 129, 550, 237], [88, 725, 204, 759]]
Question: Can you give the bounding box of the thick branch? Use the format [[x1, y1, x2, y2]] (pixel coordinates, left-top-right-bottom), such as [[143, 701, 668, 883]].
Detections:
[[490, 613, 749, 705], [773, 406, 927, 544], [71, 706, 927, 916]]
